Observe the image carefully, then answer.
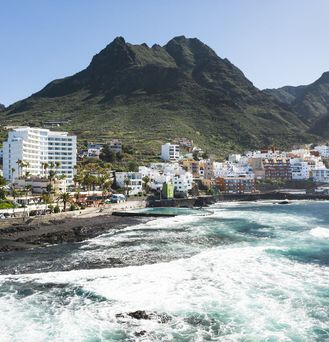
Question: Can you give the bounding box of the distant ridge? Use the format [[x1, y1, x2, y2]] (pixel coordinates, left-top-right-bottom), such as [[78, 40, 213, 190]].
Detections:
[[265, 72, 329, 138]]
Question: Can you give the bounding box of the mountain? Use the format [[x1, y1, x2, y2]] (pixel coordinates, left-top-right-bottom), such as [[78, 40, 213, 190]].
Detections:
[[0, 36, 314, 157], [265, 72, 329, 137], [0, 103, 5, 112]]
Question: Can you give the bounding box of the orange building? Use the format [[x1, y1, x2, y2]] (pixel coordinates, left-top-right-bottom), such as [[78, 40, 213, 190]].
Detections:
[[215, 177, 256, 194]]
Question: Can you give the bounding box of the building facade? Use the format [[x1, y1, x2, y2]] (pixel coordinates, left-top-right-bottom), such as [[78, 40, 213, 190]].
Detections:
[[215, 176, 256, 194], [3, 127, 77, 182], [115, 172, 143, 195], [263, 158, 292, 181], [161, 143, 180, 161]]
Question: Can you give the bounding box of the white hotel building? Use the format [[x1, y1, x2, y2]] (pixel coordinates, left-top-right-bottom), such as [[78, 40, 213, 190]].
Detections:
[[3, 127, 77, 182]]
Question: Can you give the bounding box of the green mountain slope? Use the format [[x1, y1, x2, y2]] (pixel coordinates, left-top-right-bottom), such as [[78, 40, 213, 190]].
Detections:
[[0, 36, 314, 156], [266, 72, 329, 138]]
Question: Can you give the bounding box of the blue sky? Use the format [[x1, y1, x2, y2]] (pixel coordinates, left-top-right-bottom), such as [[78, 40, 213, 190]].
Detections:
[[1, 0, 329, 106]]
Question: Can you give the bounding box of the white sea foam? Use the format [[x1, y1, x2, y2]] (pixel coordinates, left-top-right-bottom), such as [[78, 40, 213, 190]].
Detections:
[[310, 226, 329, 238], [0, 201, 328, 341], [0, 243, 327, 341]]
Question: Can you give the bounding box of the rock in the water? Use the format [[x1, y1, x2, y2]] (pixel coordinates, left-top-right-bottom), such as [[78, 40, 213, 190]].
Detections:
[[134, 330, 147, 337], [116, 310, 172, 323]]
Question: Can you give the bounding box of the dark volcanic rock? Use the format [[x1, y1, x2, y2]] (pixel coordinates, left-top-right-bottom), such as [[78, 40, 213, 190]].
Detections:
[[116, 310, 172, 323]]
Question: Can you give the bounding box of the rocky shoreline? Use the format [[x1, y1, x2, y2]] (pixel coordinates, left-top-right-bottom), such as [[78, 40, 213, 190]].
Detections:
[[0, 213, 151, 253]]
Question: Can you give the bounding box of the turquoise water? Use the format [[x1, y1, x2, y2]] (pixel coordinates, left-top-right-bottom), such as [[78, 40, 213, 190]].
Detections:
[[0, 200, 328, 341], [129, 207, 213, 216]]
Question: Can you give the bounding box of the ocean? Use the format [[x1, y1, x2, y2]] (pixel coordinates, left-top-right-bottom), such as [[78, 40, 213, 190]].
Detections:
[[0, 201, 328, 341]]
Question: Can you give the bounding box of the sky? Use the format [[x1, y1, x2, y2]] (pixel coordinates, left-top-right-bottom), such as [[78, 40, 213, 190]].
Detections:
[[1, 0, 329, 106]]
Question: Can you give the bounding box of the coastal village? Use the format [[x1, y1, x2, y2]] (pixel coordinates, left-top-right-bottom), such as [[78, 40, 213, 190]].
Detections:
[[0, 126, 329, 218]]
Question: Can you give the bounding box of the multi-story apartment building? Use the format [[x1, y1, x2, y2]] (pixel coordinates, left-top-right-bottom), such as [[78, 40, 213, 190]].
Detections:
[[248, 158, 265, 179], [161, 143, 180, 161], [312, 168, 329, 183], [173, 173, 193, 195], [290, 158, 310, 180], [3, 127, 76, 182], [263, 158, 292, 181], [115, 172, 143, 195], [215, 176, 256, 194]]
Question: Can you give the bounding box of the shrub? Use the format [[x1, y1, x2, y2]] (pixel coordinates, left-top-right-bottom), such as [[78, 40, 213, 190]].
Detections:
[[70, 204, 76, 211], [54, 205, 60, 213]]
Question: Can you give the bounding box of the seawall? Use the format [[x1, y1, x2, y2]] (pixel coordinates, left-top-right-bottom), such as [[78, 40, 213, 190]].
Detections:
[[147, 193, 329, 208]]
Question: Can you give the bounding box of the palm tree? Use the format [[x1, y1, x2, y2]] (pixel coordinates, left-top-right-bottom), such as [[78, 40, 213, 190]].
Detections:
[[11, 168, 16, 181], [16, 159, 23, 178], [48, 170, 56, 182], [142, 176, 150, 194], [11, 186, 18, 217], [23, 161, 30, 175], [59, 192, 70, 212], [42, 162, 49, 178], [55, 161, 61, 176], [23, 185, 32, 220]]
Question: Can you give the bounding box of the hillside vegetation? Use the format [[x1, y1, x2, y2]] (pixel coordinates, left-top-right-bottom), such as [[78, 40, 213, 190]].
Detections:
[[0, 36, 318, 157]]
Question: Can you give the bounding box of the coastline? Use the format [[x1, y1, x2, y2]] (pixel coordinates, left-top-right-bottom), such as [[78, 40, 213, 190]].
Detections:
[[0, 201, 150, 253], [1, 193, 327, 253], [147, 192, 329, 208]]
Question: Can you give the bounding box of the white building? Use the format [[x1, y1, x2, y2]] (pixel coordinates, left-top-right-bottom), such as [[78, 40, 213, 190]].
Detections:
[[290, 158, 310, 180], [87, 143, 103, 158], [312, 168, 329, 183], [173, 173, 193, 194], [228, 154, 241, 163], [115, 172, 143, 195], [161, 143, 180, 161], [3, 127, 77, 182], [314, 145, 329, 158]]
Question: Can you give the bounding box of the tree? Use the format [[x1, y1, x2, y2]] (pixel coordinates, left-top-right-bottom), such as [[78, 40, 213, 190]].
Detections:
[[46, 183, 53, 194], [116, 152, 123, 161], [0, 176, 7, 187], [11, 186, 18, 216], [22, 185, 32, 220], [59, 192, 71, 212], [55, 161, 61, 175], [128, 161, 138, 172], [100, 145, 116, 162], [0, 188, 7, 200], [202, 151, 209, 159], [11, 168, 16, 181], [142, 176, 150, 194], [16, 159, 23, 178], [42, 162, 49, 178], [123, 145, 134, 154], [48, 170, 56, 182]]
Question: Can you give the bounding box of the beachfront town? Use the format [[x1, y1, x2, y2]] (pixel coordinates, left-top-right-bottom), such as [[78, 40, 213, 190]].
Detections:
[[1, 126, 329, 216]]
